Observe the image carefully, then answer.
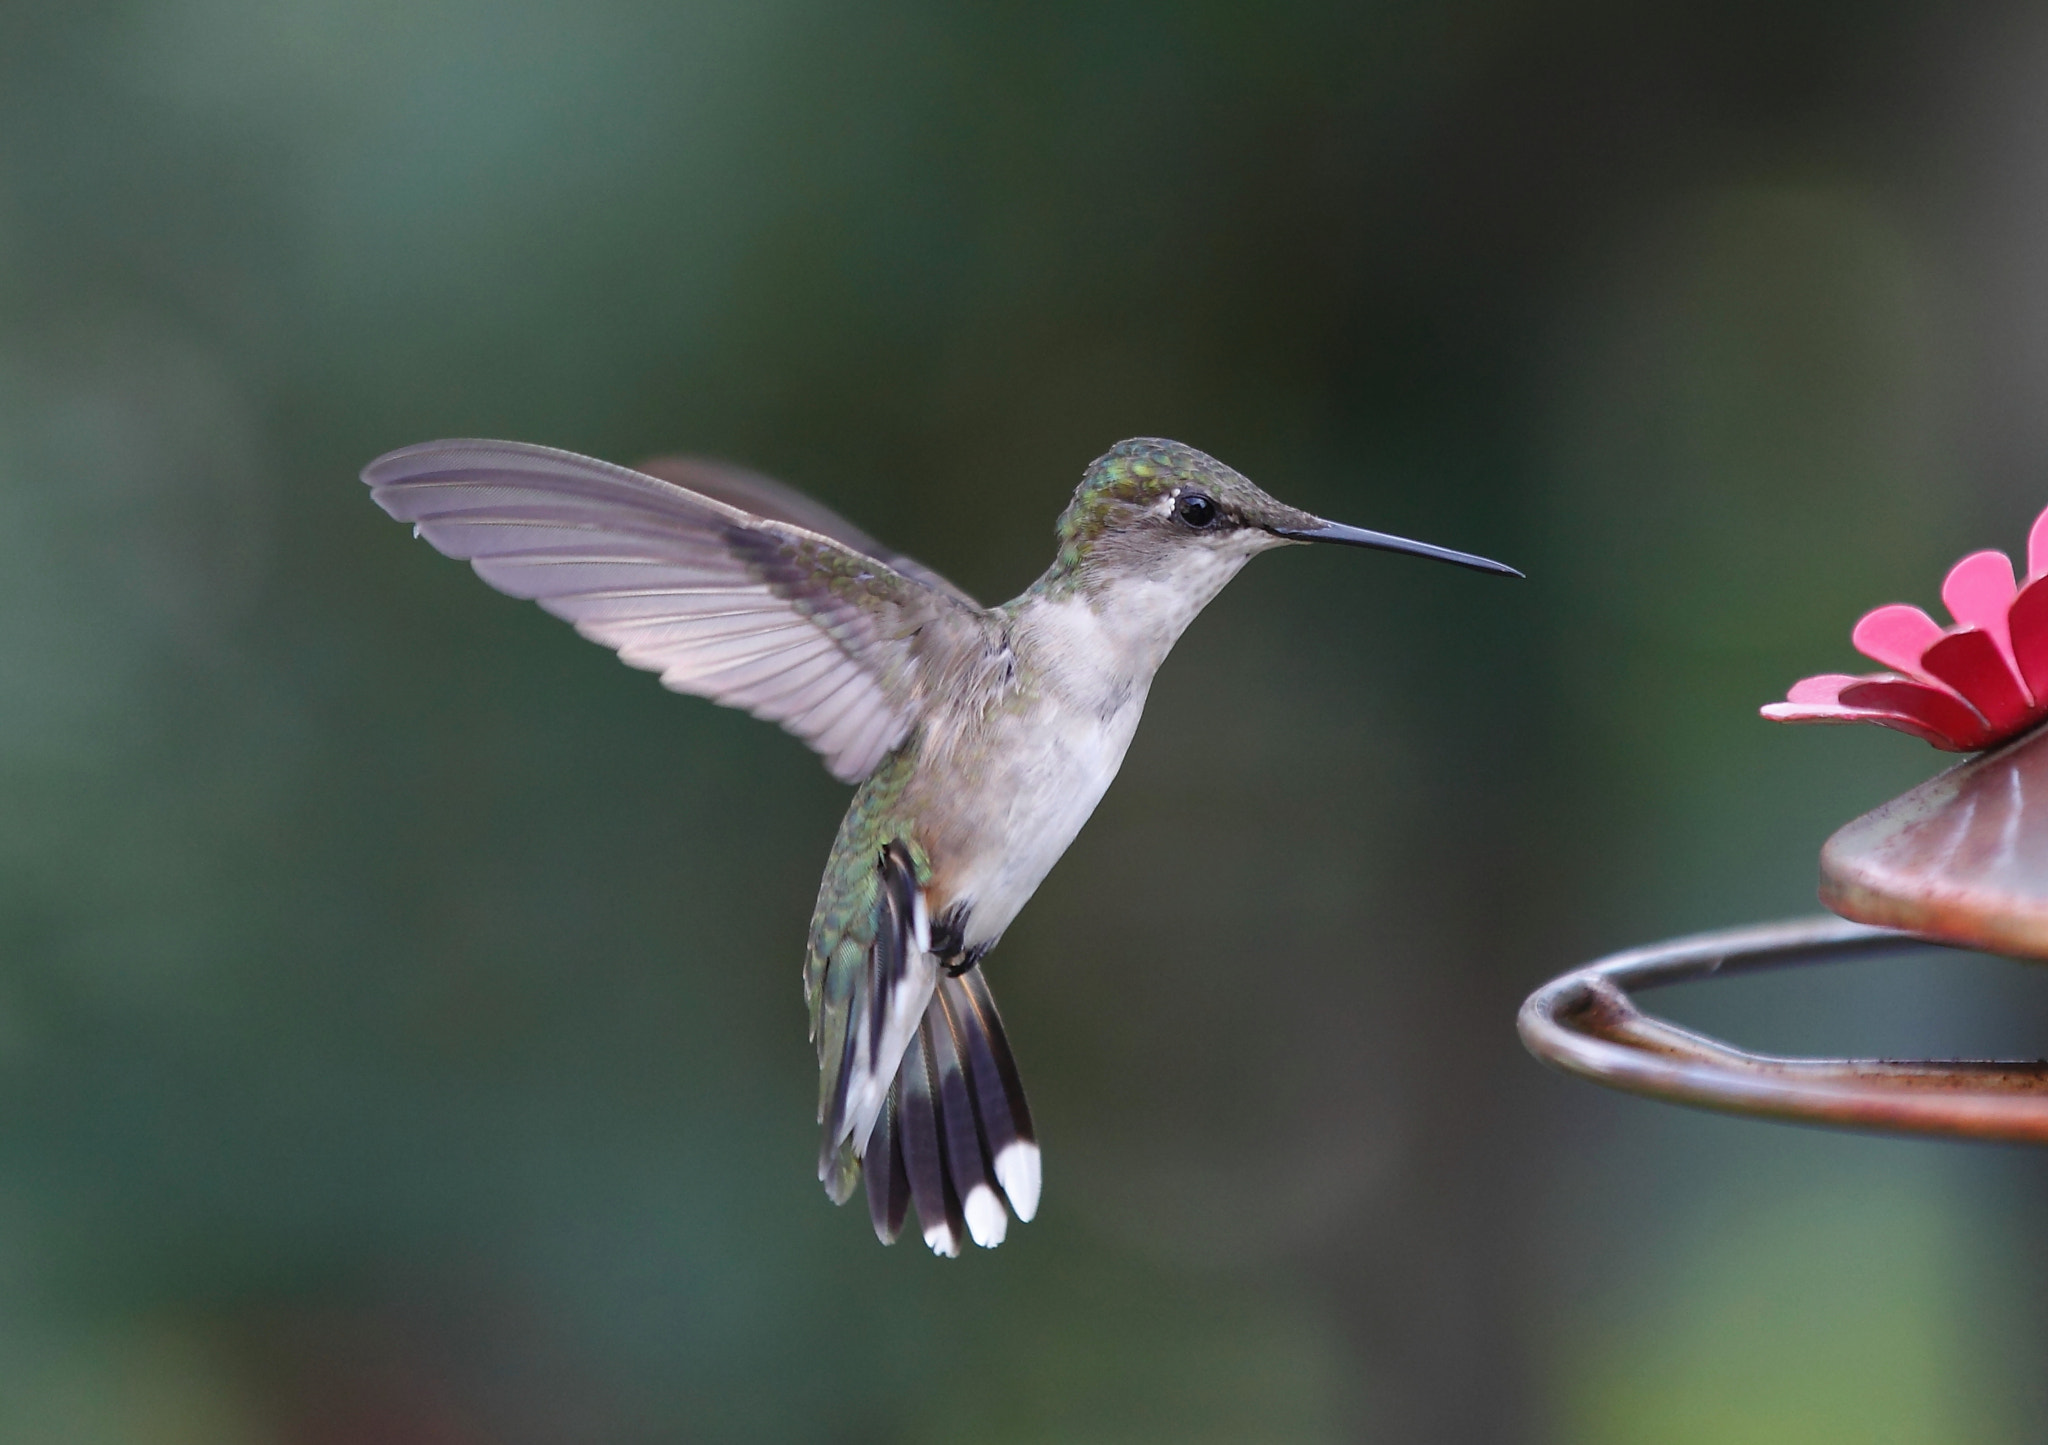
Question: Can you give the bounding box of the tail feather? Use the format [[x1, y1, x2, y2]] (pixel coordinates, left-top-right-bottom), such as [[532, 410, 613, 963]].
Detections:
[[953, 969, 1041, 1222], [930, 984, 1008, 1248], [818, 840, 932, 1198], [895, 1020, 963, 1256], [863, 1084, 912, 1245], [814, 839, 1041, 1253], [854, 970, 1042, 1253]]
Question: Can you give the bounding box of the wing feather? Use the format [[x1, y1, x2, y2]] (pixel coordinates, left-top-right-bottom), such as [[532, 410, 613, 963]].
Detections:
[[632, 454, 981, 608], [364, 439, 1000, 782], [660, 634, 835, 688], [691, 635, 835, 686], [550, 592, 775, 626], [806, 688, 874, 763]]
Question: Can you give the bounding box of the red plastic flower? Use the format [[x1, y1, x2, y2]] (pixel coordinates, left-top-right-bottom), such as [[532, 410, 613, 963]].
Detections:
[[1764, 508, 2048, 751]]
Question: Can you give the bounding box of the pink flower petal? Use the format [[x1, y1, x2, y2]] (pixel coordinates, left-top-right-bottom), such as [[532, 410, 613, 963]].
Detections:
[[1851, 603, 1945, 678], [1760, 702, 1966, 749], [2011, 574, 2048, 704], [1838, 677, 1992, 749], [1919, 626, 2035, 733], [1784, 673, 1860, 705], [1764, 509, 2048, 753], [1761, 701, 1845, 721], [1941, 549, 2019, 671], [2029, 505, 2048, 580]]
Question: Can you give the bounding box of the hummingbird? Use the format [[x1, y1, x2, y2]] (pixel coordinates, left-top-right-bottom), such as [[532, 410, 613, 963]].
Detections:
[[362, 436, 1517, 1256]]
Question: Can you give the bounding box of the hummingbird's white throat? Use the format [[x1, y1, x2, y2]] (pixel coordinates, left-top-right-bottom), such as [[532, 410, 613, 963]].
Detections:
[[1047, 525, 1287, 697]]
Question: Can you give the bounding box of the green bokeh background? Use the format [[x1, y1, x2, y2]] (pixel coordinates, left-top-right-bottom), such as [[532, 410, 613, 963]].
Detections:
[[3, 1, 2047, 1440]]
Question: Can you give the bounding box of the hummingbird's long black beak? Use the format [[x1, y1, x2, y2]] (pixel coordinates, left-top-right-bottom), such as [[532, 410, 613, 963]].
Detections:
[[1269, 521, 1522, 578]]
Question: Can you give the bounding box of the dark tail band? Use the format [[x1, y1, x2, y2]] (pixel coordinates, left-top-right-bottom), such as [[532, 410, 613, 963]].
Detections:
[[863, 970, 1040, 1253]]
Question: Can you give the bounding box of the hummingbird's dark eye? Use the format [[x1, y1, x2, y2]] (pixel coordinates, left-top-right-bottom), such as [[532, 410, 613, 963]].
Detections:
[[1174, 493, 1218, 528]]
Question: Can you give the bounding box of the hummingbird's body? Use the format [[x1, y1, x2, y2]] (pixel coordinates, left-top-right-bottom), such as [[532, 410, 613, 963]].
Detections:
[[879, 561, 1245, 950], [364, 436, 1514, 1256]]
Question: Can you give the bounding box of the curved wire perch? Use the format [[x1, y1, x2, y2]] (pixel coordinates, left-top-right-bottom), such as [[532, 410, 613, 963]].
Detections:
[[1519, 916, 2048, 1143]]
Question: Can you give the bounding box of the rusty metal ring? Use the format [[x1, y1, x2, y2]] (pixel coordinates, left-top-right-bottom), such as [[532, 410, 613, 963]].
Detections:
[[1518, 915, 2048, 1142]]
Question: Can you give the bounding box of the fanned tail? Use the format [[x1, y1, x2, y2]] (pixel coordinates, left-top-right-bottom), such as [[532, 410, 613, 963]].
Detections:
[[812, 837, 1040, 1254], [861, 970, 1040, 1254]]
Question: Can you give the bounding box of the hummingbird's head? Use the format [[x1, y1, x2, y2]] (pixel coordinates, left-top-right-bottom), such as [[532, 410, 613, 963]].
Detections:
[[1053, 438, 1520, 587]]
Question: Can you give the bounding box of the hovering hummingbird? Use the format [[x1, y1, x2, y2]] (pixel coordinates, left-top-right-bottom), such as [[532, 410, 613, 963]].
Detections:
[[363, 437, 1517, 1255]]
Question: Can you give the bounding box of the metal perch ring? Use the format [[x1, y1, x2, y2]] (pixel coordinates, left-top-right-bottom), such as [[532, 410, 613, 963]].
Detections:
[[1518, 916, 2048, 1142], [1526, 518, 2048, 1140]]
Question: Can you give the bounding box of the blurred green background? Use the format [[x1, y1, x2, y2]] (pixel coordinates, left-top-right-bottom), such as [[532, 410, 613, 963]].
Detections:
[[4, 0, 2048, 1440]]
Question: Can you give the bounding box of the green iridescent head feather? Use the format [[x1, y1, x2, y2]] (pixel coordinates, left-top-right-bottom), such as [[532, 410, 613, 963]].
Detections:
[[1055, 438, 1242, 548], [1033, 437, 1321, 597]]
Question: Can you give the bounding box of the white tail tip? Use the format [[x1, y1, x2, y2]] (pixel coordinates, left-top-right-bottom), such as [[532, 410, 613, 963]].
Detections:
[[964, 1184, 1009, 1248], [922, 1221, 960, 1258], [994, 1141, 1041, 1223]]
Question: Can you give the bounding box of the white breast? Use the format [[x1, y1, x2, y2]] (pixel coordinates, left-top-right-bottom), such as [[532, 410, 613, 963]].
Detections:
[[932, 543, 1271, 947], [944, 694, 1144, 947]]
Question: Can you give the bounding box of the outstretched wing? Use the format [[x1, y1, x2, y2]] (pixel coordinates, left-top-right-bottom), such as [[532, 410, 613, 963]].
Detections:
[[363, 439, 996, 783]]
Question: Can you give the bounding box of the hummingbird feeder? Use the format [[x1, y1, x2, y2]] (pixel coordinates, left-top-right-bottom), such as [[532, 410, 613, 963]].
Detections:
[[1520, 505, 2048, 1141]]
